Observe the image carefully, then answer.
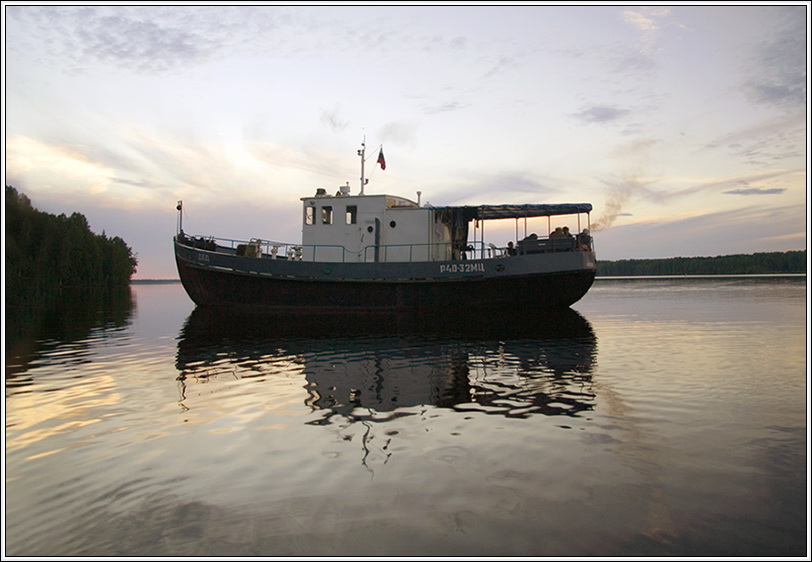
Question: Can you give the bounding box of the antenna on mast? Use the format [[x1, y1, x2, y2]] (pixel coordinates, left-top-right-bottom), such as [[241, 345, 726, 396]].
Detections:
[[357, 138, 367, 195], [357, 136, 374, 195]]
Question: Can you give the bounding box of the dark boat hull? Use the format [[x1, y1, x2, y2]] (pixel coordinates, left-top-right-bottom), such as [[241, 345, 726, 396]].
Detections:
[[175, 239, 596, 313]]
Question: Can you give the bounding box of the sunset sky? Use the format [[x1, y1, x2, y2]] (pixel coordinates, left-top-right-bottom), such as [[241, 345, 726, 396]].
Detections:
[[3, 3, 808, 279]]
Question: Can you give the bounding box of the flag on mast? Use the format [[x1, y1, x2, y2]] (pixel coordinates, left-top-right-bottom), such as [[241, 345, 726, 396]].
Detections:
[[377, 148, 386, 170]]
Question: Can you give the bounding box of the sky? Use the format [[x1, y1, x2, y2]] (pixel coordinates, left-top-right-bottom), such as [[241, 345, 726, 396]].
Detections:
[[3, 2, 809, 279]]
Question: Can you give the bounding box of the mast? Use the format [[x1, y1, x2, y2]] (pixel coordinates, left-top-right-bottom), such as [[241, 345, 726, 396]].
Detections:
[[357, 137, 370, 195], [360, 139, 365, 195]]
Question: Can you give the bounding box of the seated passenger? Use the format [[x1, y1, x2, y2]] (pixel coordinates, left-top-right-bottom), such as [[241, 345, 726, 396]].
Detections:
[[577, 229, 592, 250], [549, 227, 564, 239], [507, 241, 517, 256]]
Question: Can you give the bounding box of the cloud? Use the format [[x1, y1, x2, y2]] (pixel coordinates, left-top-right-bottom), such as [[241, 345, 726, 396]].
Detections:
[[482, 55, 518, 80], [622, 11, 658, 33], [80, 16, 219, 73], [589, 134, 798, 233], [6, 133, 199, 210], [4, 5, 294, 75], [428, 34, 468, 52], [616, 7, 675, 72], [740, 8, 807, 112], [571, 105, 631, 124], [320, 105, 349, 133], [667, 169, 798, 200], [723, 187, 786, 196], [612, 51, 659, 74], [5, 136, 114, 195], [596, 203, 806, 260], [431, 171, 561, 207], [703, 115, 805, 165], [244, 141, 349, 181], [421, 101, 468, 115], [378, 122, 418, 147], [6, 6, 224, 74], [110, 177, 169, 190], [8, 128, 329, 212], [621, 7, 670, 33]]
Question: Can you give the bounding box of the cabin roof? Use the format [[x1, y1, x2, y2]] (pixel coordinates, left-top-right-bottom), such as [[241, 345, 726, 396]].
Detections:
[[432, 203, 592, 220]]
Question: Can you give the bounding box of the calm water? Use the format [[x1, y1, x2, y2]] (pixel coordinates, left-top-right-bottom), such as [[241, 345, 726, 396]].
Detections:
[[5, 277, 808, 557]]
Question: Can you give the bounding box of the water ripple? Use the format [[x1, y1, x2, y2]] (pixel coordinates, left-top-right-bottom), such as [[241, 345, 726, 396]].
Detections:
[[5, 280, 808, 557]]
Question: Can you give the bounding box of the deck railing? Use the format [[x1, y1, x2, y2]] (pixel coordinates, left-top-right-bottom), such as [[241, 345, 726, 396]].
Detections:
[[176, 233, 590, 264]]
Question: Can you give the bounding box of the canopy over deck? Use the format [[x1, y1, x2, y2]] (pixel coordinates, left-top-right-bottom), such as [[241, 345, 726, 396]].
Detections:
[[432, 203, 592, 221]]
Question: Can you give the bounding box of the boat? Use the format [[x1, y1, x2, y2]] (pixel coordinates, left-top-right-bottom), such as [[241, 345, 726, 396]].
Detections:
[[173, 141, 597, 313]]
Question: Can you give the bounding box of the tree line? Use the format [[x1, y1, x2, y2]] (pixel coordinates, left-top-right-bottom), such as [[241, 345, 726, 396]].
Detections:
[[596, 250, 806, 276], [5, 185, 138, 309]]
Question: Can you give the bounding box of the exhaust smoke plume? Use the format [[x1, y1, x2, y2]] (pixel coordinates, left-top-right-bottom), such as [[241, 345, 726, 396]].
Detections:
[[591, 138, 660, 232], [590, 177, 636, 232]]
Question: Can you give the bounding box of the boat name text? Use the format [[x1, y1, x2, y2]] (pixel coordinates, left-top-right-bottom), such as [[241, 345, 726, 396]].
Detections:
[[440, 262, 485, 274]]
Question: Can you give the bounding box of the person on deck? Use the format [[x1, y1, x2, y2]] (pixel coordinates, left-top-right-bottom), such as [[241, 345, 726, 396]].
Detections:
[[576, 229, 592, 251]]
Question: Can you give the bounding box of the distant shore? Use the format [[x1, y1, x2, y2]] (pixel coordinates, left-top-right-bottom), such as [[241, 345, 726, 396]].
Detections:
[[595, 273, 806, 279], [595, 250, 805, 276]]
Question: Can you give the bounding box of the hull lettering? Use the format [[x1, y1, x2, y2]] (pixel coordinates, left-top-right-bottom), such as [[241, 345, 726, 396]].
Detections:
[[440, 262, 485, 274]]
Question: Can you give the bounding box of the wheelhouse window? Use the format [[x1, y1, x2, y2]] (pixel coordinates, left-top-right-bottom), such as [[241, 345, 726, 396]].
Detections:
[[321, 206, 333, 225], [346, 205, 357, 225], [305, 206, 315, 225]]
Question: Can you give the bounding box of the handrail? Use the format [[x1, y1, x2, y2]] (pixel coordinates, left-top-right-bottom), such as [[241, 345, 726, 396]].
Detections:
[[176, 233, 589, 263]]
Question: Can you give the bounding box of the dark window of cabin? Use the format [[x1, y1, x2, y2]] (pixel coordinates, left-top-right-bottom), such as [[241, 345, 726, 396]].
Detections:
[[346, 205, 357, 224], [322, 206, 333, 225], [305, 206, 315, 225]]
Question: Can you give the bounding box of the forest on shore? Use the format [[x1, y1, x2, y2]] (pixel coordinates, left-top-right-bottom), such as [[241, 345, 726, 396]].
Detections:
[[5, 185, 138, 310], [596, 250, 806, 276]]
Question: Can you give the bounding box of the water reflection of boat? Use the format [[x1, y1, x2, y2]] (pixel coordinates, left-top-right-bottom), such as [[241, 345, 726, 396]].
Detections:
[[175, 306, 597, 420]]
